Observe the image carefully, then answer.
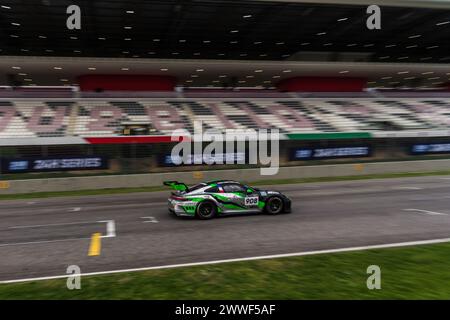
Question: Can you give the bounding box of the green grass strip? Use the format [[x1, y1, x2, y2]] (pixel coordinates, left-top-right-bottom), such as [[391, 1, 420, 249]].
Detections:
[[1, 242, 450, 299]]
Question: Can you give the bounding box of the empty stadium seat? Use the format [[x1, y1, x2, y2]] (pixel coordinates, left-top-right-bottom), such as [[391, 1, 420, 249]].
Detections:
[[1, 98, 450, 139]]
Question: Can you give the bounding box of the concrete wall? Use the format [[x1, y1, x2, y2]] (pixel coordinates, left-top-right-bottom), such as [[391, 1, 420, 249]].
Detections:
[[1, 159, 450, 195]]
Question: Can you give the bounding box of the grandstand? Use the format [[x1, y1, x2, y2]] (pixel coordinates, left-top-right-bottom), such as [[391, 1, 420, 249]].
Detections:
[[1, 0, 450, 169], [1, 97, 450, 141]]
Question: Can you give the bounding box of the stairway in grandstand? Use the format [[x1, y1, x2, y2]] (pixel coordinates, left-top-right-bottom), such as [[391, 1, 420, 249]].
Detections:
[[1, 98, 450, 139]]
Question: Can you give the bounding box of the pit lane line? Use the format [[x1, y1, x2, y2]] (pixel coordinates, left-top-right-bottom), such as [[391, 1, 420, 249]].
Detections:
[[0, 202, 167, 216], [0, 220, 116, 247]]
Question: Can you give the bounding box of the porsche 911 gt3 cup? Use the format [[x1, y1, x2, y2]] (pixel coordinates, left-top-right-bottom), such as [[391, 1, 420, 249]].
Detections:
[[164, 180, 291, 219]]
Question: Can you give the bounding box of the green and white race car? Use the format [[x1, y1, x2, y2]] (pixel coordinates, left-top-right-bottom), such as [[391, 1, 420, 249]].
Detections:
[[164, 180, 291, 219]]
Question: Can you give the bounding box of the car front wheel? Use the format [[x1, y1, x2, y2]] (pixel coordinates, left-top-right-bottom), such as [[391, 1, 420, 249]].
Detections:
[[265, 196, 284, 214]]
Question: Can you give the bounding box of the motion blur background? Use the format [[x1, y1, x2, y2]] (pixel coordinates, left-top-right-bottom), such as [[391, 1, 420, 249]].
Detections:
[[2, 0, 450, 300], [1, 0, 450, 178]]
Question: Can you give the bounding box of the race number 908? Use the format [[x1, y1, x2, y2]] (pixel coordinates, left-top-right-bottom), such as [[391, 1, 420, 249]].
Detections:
[[245, 197, 258, 206]]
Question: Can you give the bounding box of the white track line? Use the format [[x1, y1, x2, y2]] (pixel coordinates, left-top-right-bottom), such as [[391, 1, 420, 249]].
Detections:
[[80, 202, 165, 210], [1, 236, 450, 284], [9, 220, 103, 229], [1, 221, 116, 246], [393, 186, 423, 190], [98, 220, 116, 238], [403, 208, 448, 216], [141, 216, 159, 223], [0, 237, 90, 248]]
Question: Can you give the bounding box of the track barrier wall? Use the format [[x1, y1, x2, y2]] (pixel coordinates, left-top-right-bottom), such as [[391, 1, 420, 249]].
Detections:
[[1, 159, 450, 194]]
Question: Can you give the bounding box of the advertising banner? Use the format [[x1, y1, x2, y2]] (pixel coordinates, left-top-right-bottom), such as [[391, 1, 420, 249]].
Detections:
[[1, 156, 109, 173], [290, 146, 371, 160], [410, 143, 450, 155], [160, 152, 246, 166]]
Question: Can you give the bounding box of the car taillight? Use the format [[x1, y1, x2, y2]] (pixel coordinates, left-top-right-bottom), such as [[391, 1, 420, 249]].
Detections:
[[171, 195, 188, 201]]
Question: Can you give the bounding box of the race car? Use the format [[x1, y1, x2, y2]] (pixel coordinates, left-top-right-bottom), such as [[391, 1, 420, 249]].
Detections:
[[164, 180, 291, 219]]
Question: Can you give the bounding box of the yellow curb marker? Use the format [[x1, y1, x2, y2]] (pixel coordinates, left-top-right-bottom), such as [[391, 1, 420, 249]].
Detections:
[[88, 233, 102, 256], [193, 171, 203, 179], [0, 181, 10, 189]]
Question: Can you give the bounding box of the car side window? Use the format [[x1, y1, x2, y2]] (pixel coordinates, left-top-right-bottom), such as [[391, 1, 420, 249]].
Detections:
[[223, 184, 246, 193], [205, 186, 219, 193], [222, 184, 234, 193]]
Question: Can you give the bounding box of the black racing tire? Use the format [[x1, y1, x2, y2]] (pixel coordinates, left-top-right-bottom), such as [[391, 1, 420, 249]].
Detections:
[[265, 196, 284, 215], [196, 201, 217, 220]]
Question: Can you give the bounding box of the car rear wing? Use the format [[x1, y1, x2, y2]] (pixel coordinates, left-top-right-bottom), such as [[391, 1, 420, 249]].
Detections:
[[163, 181, 189, 192]]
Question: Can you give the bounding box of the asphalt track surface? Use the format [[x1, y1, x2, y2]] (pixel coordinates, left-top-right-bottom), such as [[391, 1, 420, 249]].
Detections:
[[2, 175, 450, 282]]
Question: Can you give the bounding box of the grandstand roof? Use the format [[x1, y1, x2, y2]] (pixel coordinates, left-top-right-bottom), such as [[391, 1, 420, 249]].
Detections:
[[256, 0, 450, 10], [1, 56, 450, 88], [0, 0, 449, 64]]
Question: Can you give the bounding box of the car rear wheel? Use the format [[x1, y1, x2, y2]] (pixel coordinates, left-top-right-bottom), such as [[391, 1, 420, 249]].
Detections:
[[265, 196, 284, 214], [196, 201, 217, 219]]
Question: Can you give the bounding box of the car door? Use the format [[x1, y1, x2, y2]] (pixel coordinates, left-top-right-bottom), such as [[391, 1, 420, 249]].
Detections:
[[222, 183, 259, 211], [241, 185, 260, 210]]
